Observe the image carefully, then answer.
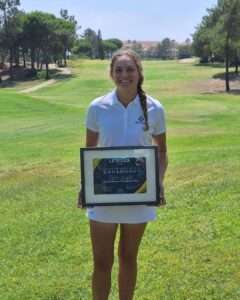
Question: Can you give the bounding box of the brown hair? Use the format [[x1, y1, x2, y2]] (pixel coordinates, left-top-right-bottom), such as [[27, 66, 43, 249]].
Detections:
[[110, 49, 149, 131]]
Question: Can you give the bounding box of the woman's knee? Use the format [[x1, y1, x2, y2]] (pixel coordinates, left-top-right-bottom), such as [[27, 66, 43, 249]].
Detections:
[[118, 250, 137, 267], [94, 255, 114, 272]]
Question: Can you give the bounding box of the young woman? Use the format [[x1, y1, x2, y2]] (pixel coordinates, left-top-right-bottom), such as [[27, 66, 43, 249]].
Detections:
[[78, 49, 168, 300]]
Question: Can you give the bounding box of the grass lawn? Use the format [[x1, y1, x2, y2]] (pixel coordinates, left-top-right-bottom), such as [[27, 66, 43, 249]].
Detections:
[[0, 60, 240, 300]]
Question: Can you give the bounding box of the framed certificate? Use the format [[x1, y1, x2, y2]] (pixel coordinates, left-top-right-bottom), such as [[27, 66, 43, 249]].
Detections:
[[80, 146, 160, 207]]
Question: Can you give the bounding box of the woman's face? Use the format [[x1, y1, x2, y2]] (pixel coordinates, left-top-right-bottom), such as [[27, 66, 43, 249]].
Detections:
[[111, 55, 140, 92]]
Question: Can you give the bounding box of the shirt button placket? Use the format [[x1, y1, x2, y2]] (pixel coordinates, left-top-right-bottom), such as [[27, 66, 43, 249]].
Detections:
[[123, 109, 128, 144]]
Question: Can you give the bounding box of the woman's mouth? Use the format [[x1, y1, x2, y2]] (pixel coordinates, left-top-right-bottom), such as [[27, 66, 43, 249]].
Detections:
[[119, 80, 131, 86]]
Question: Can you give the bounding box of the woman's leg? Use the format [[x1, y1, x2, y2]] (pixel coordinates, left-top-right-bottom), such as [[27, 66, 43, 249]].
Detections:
[[118, 223, 147, 300], [90, 220, 118, 300]]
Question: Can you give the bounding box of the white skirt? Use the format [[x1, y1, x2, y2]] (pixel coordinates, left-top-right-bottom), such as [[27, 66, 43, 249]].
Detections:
[[86, 205, 157, 224]]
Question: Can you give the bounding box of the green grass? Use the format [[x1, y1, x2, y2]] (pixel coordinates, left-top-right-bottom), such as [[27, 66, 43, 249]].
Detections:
[[0, 60, 240, 300]]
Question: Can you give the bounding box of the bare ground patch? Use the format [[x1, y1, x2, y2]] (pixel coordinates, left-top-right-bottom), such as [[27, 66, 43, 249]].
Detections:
[[178, 58, 199, 64], [185, 77, 240, 94]]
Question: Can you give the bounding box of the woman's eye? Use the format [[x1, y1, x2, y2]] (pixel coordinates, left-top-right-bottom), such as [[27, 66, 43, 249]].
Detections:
[[127, 68, 135, 73], [114, 67, 136, 73]]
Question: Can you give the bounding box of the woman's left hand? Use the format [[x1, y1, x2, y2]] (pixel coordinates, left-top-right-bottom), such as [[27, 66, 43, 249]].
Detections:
[[158, 182, 166, 206]]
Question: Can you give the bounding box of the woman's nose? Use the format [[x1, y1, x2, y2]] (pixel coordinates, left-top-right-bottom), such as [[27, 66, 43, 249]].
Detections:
[[120, 70, 128, 77]]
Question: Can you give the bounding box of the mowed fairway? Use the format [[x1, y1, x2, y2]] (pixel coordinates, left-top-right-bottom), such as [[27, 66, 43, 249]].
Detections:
[[0, 60, 240, 300]]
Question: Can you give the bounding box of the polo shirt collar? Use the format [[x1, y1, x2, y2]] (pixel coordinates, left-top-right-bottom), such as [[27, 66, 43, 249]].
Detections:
[[112, 89, 140, 107]]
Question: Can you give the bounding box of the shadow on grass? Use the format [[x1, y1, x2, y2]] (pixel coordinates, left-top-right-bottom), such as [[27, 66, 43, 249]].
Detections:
[[48, 69, 74, 81], [0, 67, 74, 89], [194, 62, 225, 68], [212, 71, 240, 81], [0, 79, 17, 88], [0, 75, 42, 88], [201, 89, 240, 95], [218, 89, 240, 95]]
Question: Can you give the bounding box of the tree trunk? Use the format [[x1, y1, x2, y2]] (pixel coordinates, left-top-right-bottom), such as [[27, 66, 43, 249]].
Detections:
[[9, 48, 14, 80], [31, 48, 35, 70], [23, 49, 26, 68], [37, 49, 40, 70], [64, 48, 67, 66], [14, 46, 20, 67], [45, 62, 49, 80], [235, 55, 239, 74], [225, 39, 230, 92]]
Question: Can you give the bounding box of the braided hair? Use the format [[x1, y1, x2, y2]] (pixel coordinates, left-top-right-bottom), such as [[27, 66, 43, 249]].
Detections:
[[110, 49, 149, 131]]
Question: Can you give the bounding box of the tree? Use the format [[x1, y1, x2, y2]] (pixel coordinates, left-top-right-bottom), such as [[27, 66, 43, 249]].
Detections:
[[59, 9, 77, 66], [97, 29, 104, 60], [216, 0, 240, 91], [39, 13, 59, 79], [102, 40, 117, 58], [73, 38, 91, 57], [23, 11, 77, 73], [56, 18, 76, 66], [192, 0, 240, 91], [103, 38, 122, 57], [22, 12, 45, 70], [82, 28, 110, 59], [83, 28, 98, 59], [158, 38, 175, 59], [106, 38, 123, 49], [192, 7, 222, 63], [178, 40, 193, 59], [23, 11, 59, 79], [0, 0, 21, 79], [0, 4, 79, 81]]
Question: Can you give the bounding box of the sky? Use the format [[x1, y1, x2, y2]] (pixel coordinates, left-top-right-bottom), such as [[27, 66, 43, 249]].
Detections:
[[20, 0, 218, 42]]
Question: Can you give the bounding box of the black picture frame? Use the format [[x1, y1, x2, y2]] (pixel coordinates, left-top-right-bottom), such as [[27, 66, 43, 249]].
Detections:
[[80, 146, 160, 207]]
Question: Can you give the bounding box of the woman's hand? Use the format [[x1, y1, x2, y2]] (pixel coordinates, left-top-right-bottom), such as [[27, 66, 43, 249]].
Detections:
[[158, 182, 166, 206], [77, 190, 84, 209]]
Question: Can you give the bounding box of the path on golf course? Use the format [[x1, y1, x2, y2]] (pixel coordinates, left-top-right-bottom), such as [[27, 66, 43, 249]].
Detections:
[[19, 66, 71, 93]]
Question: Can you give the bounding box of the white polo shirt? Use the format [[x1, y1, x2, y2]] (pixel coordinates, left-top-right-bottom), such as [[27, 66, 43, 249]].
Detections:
[[85, 90, 166, 223]]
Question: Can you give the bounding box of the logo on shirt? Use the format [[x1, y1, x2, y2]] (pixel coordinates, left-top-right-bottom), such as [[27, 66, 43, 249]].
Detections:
[[135, 115, 145, 124]]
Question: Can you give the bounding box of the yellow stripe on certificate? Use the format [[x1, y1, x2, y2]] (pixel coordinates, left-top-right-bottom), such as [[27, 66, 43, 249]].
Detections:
[[93, 158, 101, 169], [136, 181, 147, 193]]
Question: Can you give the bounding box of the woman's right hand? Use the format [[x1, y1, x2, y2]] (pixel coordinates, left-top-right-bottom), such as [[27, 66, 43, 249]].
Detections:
[[77, 190, 84, 209]]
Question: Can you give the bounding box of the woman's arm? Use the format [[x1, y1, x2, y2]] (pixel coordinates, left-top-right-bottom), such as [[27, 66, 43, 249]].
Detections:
[[86, 129, 99, 147], [77, 129, 99, 208], [152, 133, 168, 205], [152, 132, 168, 182]]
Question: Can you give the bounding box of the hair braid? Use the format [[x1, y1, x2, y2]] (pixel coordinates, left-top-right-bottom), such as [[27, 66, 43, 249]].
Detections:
[[138, 82, 149, 131]]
